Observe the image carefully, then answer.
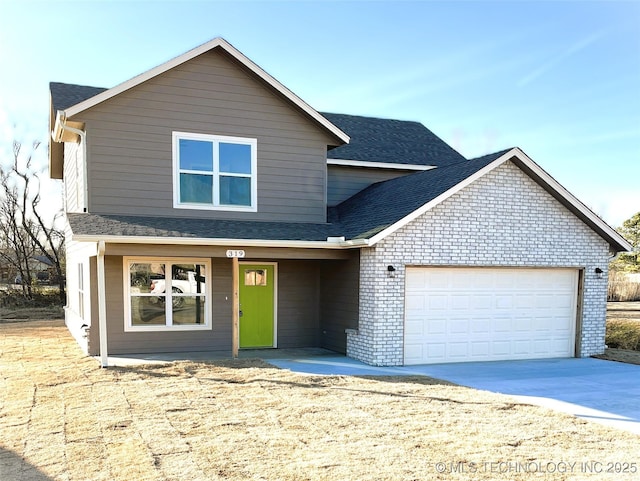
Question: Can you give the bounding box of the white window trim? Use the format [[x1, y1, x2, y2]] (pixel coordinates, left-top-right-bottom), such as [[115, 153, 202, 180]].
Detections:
[[123, 257, 212, 332], [172, 131, 258, 212]]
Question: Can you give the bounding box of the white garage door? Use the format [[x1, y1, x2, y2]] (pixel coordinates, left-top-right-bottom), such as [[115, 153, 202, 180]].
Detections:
[[404, 267, 578, 365]]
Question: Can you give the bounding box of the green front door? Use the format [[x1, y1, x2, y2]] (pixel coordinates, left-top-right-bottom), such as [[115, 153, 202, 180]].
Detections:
[[239, 264, 275, 348]]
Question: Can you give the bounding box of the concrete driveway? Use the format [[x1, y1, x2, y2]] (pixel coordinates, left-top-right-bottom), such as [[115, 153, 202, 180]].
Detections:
[[268, 355, 640, 435]]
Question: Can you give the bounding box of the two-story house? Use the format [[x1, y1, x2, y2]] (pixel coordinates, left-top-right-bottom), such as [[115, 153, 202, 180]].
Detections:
[[49, 38, 630, 367]]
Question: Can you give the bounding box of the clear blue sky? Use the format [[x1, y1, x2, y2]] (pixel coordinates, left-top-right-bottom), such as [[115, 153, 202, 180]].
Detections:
[[1, 0, 638, 227]]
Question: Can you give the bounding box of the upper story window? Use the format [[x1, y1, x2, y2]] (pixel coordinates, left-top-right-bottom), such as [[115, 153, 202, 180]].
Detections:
[[173, 132, 257, 211]]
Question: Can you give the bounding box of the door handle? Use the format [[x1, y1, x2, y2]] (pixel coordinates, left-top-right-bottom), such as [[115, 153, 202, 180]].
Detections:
[[239, 310, 243, 317]]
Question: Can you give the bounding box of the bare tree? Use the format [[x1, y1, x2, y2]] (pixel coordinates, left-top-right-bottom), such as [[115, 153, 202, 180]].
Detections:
[[0, 140, 65, 302], [0, 167, 39, 297]]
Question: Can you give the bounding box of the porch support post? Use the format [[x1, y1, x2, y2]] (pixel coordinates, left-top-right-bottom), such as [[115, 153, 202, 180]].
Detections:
[[232, 256, 239, 358], [97, 241, 109, 367]]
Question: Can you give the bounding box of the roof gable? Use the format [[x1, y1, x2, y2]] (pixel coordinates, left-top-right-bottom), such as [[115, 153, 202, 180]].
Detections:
[[53, 37, 348, 145], [334, 147, 630, 252]]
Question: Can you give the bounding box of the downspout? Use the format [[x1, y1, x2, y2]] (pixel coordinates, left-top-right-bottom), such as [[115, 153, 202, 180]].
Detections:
[[97, 241, 109, 367], [53, 111, 88, 212]]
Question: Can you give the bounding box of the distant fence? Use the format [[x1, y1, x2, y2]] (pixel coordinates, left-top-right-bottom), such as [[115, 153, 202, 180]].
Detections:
[[608, 271, 640, 302]]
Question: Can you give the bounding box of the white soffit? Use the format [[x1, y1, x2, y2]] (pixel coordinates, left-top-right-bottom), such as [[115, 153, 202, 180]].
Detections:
[[327, 158, 436, 171]]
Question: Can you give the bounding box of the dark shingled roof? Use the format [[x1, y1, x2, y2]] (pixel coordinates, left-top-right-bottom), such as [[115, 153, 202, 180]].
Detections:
[[66, 213, 345, 242], [322, 112, 466, 167], [49, 83, 466, 168], [50, 82, 107, 113]]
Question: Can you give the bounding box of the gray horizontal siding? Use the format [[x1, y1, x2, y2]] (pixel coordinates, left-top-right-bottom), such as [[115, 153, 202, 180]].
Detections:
[[75, 49, 336, 223], [93, 256, 343, 355], [327, 165, 416, 206], [99, 257, 233, 355], [276, 261, 321, 348], [320, 252, 360, 353]]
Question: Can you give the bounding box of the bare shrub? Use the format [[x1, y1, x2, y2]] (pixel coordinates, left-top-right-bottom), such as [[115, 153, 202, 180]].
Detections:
[[606, 319, 640, 351], [607, 271, 640, 301]]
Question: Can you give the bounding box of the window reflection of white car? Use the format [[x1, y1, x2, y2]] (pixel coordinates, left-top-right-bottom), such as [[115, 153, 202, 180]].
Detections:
[[150, 271, 205, 309]]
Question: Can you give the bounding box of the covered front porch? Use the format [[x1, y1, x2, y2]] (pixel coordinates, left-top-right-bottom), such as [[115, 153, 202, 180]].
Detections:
[[76, 242, 360, 365]]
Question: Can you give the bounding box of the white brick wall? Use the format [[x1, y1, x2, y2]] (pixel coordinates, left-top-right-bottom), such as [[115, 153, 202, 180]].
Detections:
[[347, 161, 610, 366]]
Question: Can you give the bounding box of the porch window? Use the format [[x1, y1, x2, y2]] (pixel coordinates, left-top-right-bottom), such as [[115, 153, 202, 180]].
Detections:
[[124, 258, 211, 331], [173, 132, 257, 211]]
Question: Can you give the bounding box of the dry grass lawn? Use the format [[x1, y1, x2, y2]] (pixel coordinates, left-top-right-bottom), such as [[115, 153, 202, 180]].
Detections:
[[1, 321, 639, 481]]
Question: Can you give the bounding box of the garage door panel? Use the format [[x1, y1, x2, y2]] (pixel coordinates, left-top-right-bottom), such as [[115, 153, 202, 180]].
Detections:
[[491, 340, 511, 356], [404, 318, 425, 336], [448, 342, 470, 358], [406, 268, 426, 284], [404, 267, 578, 365], [513, 340, 531, 355], [515, 294, 535, 309], [495, 272, 519, 288], [470, 342, 490, 357], [428, 295, 448, 310], [532, 317, 552, 331], [495, 295, 514, 309], [426, 271, 448, 289], [493, 318, 512, 332], [449, 319, 468, 334], [427, 344, 446, 360], [449, 295, 469, 310], [533, 339, 553, 354], [470, 319, 490, 333], [406, 293, 427, 309], [470, 295, 492, 309], [404, 344, 424, 364], [427, 319, 446, 335]]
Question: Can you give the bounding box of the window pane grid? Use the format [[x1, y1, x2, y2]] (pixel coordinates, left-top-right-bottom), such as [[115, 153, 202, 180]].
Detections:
[[174, 132, 255, 210], [126, 259, 210, 330]]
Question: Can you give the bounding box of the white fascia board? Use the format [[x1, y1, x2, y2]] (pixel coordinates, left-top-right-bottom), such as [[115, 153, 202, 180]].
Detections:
[[327, 158, 436, 171], [511, 148, 633, 252], [64, 38, 349, 144], [71, 234, 364, 250], [367, 150, 515, 246]]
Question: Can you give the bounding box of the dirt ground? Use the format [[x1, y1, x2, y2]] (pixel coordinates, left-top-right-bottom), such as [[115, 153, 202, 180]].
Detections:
[[2, 321, 640, 481]]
